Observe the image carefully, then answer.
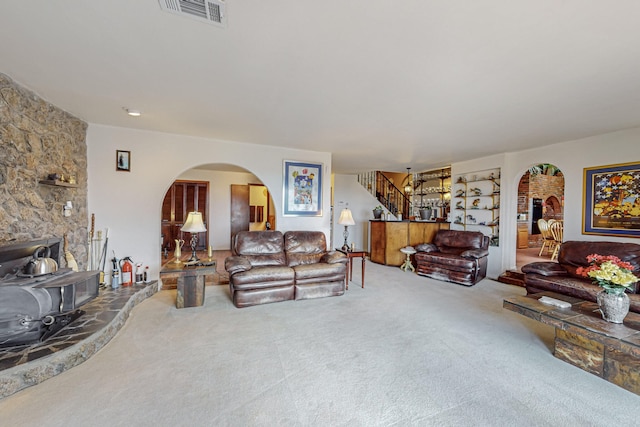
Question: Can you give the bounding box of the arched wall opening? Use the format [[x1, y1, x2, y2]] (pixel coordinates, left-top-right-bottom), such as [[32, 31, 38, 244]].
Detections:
[[158, 162, 276, 266], [515, 163, 564, 269]]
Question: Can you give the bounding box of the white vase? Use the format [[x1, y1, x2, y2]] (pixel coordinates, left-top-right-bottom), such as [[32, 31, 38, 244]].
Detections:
[[597, 290, 630, 323]]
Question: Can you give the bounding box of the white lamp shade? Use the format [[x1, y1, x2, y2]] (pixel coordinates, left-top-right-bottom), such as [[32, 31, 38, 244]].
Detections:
[[338, 208, 355, 225], [181, 211, 207, 233]]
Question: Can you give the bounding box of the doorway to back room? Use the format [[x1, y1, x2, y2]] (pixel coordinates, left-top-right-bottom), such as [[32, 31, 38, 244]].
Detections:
[[515, 163, 565, 271]]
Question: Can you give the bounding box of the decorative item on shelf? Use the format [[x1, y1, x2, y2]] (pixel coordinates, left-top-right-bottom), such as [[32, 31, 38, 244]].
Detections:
[[470, 188, 482, 196], [455, 201, 464, 210], [338, 207, 355, 251], [455, 189, 465, 197], [372, 205, 384, 220], [181, 211, 207, 263], [576, 254, 640, 323]]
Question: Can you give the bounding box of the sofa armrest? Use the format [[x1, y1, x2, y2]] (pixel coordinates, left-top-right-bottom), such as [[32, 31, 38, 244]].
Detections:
[[415, 243, 438, 253], [225, 256, 253, 275], [461, 248, 489, 259], [521, 262, 568, 277], [321, 251, 348, 264]]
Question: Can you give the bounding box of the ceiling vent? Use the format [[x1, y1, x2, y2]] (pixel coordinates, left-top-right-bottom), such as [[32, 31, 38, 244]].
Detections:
[[159, 0, 226, 28]]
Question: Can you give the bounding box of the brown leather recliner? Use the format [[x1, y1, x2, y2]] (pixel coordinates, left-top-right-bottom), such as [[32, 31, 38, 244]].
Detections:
[[225, 230, 347, 308], [522, 240, 640, 313], [414, 230, 490, 286]]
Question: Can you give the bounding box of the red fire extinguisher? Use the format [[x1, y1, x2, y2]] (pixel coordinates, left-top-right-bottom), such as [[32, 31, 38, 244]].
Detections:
[[120, 257, 134, 287]]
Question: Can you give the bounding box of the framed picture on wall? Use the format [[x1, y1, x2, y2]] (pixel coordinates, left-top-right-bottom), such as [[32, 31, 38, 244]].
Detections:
[[283, 160, 323, 216], [116, 150, 131, 172], [583, 161, 640, 237]]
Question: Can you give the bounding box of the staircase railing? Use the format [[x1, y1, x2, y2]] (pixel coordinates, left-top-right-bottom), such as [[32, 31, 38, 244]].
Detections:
[[357, 171, 411, 217]]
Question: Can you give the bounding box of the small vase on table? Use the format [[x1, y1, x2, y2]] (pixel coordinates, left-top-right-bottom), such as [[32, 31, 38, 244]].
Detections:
[[576, 253, 639, 324], [597, 289, 630, 324]]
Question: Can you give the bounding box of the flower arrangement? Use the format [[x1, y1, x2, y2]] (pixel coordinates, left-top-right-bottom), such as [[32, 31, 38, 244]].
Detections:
[[576, 254, 639, 294], [373, 205, 384, 211]]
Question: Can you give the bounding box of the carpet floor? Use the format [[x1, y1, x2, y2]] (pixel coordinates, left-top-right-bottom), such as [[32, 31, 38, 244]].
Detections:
[[1, 262, 639, 426]]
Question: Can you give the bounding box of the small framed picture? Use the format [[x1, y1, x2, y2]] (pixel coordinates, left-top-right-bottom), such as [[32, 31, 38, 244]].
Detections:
[[116, 150, 131, 172]]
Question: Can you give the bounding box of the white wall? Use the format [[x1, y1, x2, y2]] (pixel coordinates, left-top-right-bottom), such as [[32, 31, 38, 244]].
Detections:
[[332, 174, 397, 251], [87, 124, 332, 281]]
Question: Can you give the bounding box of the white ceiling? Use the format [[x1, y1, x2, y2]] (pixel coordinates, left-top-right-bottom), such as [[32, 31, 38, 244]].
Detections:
[[2, 1, 640, 173]]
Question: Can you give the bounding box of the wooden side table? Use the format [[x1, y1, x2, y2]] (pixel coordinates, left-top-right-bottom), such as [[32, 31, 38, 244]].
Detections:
[[336, 249, 368, 290], [160, 263, 217, 308]]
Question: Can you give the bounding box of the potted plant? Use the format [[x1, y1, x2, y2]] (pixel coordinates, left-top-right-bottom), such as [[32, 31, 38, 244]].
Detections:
[[418, 205, 431, 221], [372, 205, 384, 220], [576, 254, 639, 323]]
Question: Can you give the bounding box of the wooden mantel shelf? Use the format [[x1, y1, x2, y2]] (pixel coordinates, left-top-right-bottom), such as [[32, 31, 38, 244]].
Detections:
[[39, 179, 79, 188]]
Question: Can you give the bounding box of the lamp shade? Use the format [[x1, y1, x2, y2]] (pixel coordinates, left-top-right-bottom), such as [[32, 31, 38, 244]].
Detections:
[[181, 211, 207, 233], [338, 208, 355, 225]]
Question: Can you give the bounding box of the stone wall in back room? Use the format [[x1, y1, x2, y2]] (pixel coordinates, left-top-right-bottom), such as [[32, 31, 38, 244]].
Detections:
[[0, 73, 89, 269]]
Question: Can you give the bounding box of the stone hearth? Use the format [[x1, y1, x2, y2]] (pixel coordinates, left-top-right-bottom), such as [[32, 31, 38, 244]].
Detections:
[[0, 281, 158, 399]]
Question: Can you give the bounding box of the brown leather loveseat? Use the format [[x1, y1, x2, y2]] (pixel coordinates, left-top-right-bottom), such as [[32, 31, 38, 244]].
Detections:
[[225, 230, 347, 308], [414, 229, 490, 286], [522, 240, 640, 313]]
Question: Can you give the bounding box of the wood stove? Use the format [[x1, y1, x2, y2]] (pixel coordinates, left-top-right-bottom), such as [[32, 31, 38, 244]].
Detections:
[[0, 238, 99, 347]]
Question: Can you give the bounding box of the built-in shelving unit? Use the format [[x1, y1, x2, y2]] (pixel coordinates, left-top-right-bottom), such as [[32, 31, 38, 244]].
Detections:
[[412, 167, 451, 219], [451, 168, 500, 246]]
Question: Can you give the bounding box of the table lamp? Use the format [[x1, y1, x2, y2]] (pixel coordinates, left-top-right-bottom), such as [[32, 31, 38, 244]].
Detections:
[[181, 211, 207, 263], [338, 208, 355, 251]]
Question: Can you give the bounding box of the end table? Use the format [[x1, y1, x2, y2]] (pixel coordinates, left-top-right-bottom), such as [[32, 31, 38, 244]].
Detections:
[[160, 262, 217, 308], [336, 248, 368, 289]]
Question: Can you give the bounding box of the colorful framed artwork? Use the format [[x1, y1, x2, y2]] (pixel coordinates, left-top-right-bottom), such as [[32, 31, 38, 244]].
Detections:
[[116, 150, 131, 172], [283, 160, 323, 216], [583, 161, 640, 237]]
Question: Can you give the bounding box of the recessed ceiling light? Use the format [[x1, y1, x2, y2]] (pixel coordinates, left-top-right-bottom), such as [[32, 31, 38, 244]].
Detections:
[[126, 109, 141, 117]]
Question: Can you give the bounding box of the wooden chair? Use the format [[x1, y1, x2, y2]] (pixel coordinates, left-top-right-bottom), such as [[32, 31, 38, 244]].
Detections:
[[537, 219, 554, 256], [549, 220, 564, 261]]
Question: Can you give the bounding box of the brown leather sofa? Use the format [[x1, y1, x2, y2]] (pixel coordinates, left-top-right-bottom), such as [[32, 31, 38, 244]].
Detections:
[[224, 230, 347, 308], [414, 230, 490, 286], [522, 240, 640, 313]]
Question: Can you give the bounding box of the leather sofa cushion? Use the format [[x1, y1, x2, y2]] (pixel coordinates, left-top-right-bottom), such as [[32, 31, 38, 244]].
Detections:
[[230, 266, 295, 289], [233, 230, 286, 267], [521, 262, 568, 277], [414, 252, 478, 272], [558, 240, 640, 279], [285, 231, 327, 266], [417, 265, 478, 284], [293, 262, 346, 282], [434, 230, 486, 251]]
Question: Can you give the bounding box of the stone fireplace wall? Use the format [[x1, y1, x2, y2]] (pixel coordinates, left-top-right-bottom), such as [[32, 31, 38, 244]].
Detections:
[[0, 73, 89, 268]]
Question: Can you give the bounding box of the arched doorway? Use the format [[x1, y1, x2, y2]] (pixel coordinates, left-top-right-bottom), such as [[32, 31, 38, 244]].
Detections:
[[159, 163, 275, 282], [515, 163, 565, 270]]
